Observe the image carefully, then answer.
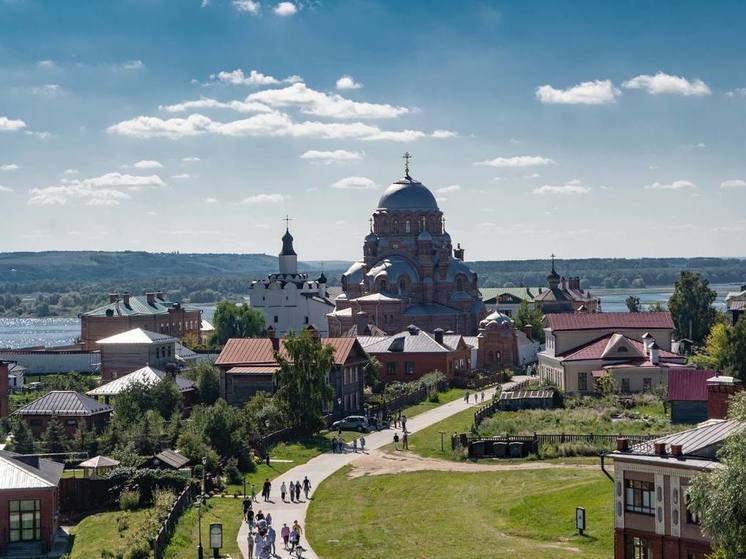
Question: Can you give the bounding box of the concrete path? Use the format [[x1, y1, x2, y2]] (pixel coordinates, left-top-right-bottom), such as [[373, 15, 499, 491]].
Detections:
[[237, 377, 530, 559]]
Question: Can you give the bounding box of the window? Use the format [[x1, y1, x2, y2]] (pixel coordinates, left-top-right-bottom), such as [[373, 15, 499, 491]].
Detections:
[[578, 372, 588, 391], [65, 419, 78, 427], [618, 346, 628, 353], [9, 499, 41, 542], [456, 277, 465, 291], [274, 316, 278, 323], [399, 279, 407, 293], [405, 220, 411, 233], [387, 362, 396, 376], [685, 490, 700, 525], [625, 479, 655, 515], [405, 361, 415, 376], [304, 316, 309, 324], [643, 378, 652, 392], [625, 536, 653, 559], [393, 220, 399, 233], [621, 378, 631, 393]]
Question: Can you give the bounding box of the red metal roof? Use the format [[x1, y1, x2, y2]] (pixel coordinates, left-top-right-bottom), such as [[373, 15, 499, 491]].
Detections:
[[668, 369, 720, 402], [215, 337, 362, 367], [559, 334, 682, 362], [546, 312, 673, 332]]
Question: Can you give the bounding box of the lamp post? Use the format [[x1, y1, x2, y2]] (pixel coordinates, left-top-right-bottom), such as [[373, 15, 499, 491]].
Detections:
[[201, 456, 207, 496], [196, 496, 203, 559], [265, 420, 271, 466], [337, 397, 342, 419]]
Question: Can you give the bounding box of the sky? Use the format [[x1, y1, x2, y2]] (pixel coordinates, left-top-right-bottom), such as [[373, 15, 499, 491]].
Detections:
[[1, 0, 745, 261]]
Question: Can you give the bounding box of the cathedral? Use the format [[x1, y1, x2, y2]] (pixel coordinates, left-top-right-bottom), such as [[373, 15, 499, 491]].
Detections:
[[327, 154, 486, 336]]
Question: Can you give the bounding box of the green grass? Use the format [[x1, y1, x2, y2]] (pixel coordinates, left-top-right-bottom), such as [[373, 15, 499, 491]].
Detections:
[[399, 386, 467, 418], [68, 507, 153, 559], [163, 498, 243, 559], [307, 466, 613, 559]]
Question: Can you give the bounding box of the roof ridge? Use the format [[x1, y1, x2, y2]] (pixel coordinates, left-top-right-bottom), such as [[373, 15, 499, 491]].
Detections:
[[0, 454, 54, 488]]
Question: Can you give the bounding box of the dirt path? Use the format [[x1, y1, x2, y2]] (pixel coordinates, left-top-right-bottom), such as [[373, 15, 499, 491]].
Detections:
[[346, 448, 604, 478]]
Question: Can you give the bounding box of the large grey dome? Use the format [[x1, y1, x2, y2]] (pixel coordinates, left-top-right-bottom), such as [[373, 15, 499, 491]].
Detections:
[[376, 178, 439, 212]]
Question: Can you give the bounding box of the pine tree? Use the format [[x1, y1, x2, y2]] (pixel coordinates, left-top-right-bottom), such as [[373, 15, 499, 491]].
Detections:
[[42, 417, 68, 455], [11, 420, 36, 454]]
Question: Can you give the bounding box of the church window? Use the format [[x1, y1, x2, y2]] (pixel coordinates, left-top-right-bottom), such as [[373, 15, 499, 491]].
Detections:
[[456, 276, 465, 291], [274, 315, 278, 323], [405, 220, 411, 233], [304, 316, 309, 324], [393, 220, 399, 233], [421, 216, 426, 231], [399, 278, 407, 293]]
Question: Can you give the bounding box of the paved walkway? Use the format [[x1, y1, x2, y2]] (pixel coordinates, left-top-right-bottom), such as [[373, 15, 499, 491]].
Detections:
[[237, 377, 529, 559]]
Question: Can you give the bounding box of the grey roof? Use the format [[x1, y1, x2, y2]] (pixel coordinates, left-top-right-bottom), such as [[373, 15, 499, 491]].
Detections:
[[97, 328, 177, 345], [462, 335, 479, 349], [363, 327, 451, 354], [626, 420, 744, 459], [153, 449, 190, 469], [0, 451, 63, 490], [14, 390, 112, 417], [82, 295, 196, 317], [376, 177, 440, 212], [500, 389, 554, 400], [79, 455, 120, 469], [87, 365, 195, 397]]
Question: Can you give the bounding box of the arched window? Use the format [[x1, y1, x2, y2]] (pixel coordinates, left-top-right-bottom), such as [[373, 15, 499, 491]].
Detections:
[[393, 220, 399, 234], [421, 216, 427, 231], [456, 276, 465, 291], [399, 278, 407, 293], [405, 220, 411, 233]]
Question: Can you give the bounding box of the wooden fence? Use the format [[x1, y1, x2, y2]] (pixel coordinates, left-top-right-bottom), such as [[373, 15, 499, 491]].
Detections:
[[59, 477, 113, 516], [366, 379, 449, 418], [152, 485, 194, 559], [472, 377, 533, 426]]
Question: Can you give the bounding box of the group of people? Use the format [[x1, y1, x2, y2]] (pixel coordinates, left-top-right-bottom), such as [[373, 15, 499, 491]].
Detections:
[[463, 390, 486, 404], [280, 477, 311, 502], [330, 434, 366, 454], [243, 496, 305, 558]]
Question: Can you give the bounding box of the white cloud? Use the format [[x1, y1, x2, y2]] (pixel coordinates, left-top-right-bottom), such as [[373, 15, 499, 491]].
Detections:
[[436, 184, 461, 194], [233, 0, 260, 13], [28, 172, 165, 206], [0, 116, 27, 131], [246, 83, 409, 119], [336, 75, 362, 90], [1, 164, 19, 171], [523, 173, 541, 179], [108, 111, 429, 142], [133, 160, 163, 169], [300, 149, 364, 164], [24, 130, 51, 139], [0, 185, 13, 193], [172, 173, 191, 179], [725, 88, 746, 98], [536, 79, 620, 105], [721, 179, 746, 189], [240, 193, 287, 204], [205, 197, 217, 203], [31, 84, 64, 97], [159, 97, 272, 114], [644, 180, 696, 190], [182, 157, 200, 162], [331, 176, 377, 190], [37, 60, 56, 68], [122, 60, 145, 70], [431, 129, 457, 138], [533, 183, 592, 195], [474, 155, 556, 168], [622, 72, 711, 96], [274, 1, 297, 16], [64, 168, 79, 175], [210, 69, 300, 86]]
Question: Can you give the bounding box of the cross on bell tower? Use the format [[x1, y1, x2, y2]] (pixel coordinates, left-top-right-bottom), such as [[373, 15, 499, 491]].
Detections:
[[550, 253, 556, 273], [403, 152, 412, 179], [283, 214, 293, 232]]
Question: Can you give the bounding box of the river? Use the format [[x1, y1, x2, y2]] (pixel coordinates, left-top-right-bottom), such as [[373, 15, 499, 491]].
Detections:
[[0, 285, 740, 349]]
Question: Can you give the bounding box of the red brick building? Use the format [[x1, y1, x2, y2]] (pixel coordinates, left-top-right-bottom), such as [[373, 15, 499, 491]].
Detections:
[[13, 391, 112, 438], [0, 361, 9, 419], [79, 291, 202, 351], [0, 451, 63, 555], [473, 312, 519, 371], [358, 325, 471, 383]]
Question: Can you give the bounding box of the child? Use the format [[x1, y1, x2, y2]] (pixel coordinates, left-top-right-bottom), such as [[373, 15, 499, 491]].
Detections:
[[393, 432, 400, 450]]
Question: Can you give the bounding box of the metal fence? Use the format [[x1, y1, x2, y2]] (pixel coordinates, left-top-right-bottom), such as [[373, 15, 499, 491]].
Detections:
[[152, 485, 194, 559]]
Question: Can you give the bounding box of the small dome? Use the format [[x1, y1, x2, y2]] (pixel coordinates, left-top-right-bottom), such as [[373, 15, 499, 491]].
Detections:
[[376, 177, 439, 212], [417, 230, 432, 242]]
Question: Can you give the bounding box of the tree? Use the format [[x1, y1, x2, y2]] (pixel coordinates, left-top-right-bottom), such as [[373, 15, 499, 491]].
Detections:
[[691, 322, 729, 370], [42, 417, 68, 455], [515, 300, 545, 343], [190, 399, 243, 458], [363, 355, 381, 388], [274, 330, 335, 434], [187, 362, 220, 405], [721, 317, 746, 381], [11, 420, 35, 454], [625, 296, 641, 313], [73, 420, 97, 455], [241, 392, 287, 439], [113, 378, 182, 423], [689, 392, 746, 559], [210, 301, 265, 348], [648, 302, 667, 312], [668, 271, 717, 343]]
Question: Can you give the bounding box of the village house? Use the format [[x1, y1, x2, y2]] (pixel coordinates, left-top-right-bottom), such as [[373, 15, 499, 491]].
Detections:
[[610, 375, 743, 559], [96, 328, 178, 381], [725, 282, 746, 324], [480, 286, 541, 317], [79, 291, 203, 351], [668, 369, 720, 424], [214, 329, 367, 416], [13, 390, 112, 437], [537, 312, 682, 393], [87, 364, 197, 408], [0, 451, 63, 556]]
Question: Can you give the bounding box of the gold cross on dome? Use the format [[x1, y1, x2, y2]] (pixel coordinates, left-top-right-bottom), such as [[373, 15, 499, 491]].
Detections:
[[283, 214, 293, 230], [403, 152, 412, 178]]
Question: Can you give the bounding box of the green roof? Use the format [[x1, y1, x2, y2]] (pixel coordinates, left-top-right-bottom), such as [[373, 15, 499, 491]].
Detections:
[[82, 295, 195, 317], [480, 287, 543, 303]]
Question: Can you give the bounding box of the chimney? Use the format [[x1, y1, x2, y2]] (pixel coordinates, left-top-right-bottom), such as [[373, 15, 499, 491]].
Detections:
[[0, 361, 9, 419], [109, 293, 119, 303], [641, 332, 654, 354], [14, 455, 39, 469], [670, 444, 683, 458], [267, 326, 280, 351], [649, 342, 660, 365], [407, 324, 420, 335], [453, 243, 464, 261], [146, 292, 156, 305], [654, 442, 667, 456], [616, 438, 629, 452], [522, 325, 534, 341], [305, 324, 319, 339], [434, 328, 444, 346], [355, 311, 369, 336], [156, 291, 166, 301], [122, 292, 131, 308], [707, 375, 743, 420]]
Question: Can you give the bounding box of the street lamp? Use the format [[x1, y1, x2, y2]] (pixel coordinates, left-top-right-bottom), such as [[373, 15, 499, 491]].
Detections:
[[196, 496, 204, 559], [201, 456, 207, 496]]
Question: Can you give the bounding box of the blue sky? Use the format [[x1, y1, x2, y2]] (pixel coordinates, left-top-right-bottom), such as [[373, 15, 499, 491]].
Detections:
[[1, 0, 745, 260]]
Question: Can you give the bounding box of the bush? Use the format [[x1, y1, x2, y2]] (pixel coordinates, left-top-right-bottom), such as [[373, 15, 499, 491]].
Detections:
[[428, 393, 440, 403], [541, 442, 600, 458], [116, 512, 129, 534], [224, 457, 242, 485], [119, 489, 140, 511]]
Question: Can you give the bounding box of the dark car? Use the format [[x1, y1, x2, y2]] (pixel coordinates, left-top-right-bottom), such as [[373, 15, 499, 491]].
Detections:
[[332, 415, 370, 432]]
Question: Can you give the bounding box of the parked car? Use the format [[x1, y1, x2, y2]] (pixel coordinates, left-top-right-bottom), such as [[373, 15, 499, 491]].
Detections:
[[332, 415, 370, 432]]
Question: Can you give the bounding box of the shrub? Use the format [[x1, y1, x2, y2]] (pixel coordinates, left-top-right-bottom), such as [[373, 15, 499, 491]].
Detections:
[[116, 512, 129, 534], [119, 489, 140, 511], [428, 393, 440, 403], [123, 535, 151, 559], [224, 457, 242, 485]]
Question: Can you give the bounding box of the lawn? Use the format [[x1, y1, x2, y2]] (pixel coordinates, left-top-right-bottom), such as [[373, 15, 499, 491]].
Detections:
[[164, 498, 243, 559], [399, 386, 466, 418], [68, 507, 153, 559], [307, 466, 613, 559]]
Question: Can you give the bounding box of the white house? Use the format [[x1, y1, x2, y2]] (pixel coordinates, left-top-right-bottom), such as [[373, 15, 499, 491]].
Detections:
[[249, 226, 335, 337]]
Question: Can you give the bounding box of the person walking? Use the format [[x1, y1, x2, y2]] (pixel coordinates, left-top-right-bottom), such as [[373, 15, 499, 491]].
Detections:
[[295, 480, 302, 501], [303, 476, 311, 499], [267, 524, 276, 556], [280, 481, 287, 502], [481, 390, 486, 402], [466, 391, 470, 403], [359, 434, 366, 453], [352, 437, 358, 453], [262, 478, 271, 502], [251, 483, 258, 503], [290, 520, 303, 552], [246, 507, 255, 531], [402, 431, 409, 450], [256, 510, 264, 522], [401, 414, 407, 432], [256, 532, 271, 559], [246, 524, 254, 559], [331, 436, 337, 453], [265, 512, 272, 527], [281, 523, 290, 550], [393, 432, 400, 450]]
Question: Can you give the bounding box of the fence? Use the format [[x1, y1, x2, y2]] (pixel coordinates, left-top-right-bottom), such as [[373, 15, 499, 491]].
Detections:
[[59, 477, 113, 516], [366, 379, 449, 418], [152, 485, 194, 559], [457, 432, 665, 458], [473, 377, 533, 426]]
